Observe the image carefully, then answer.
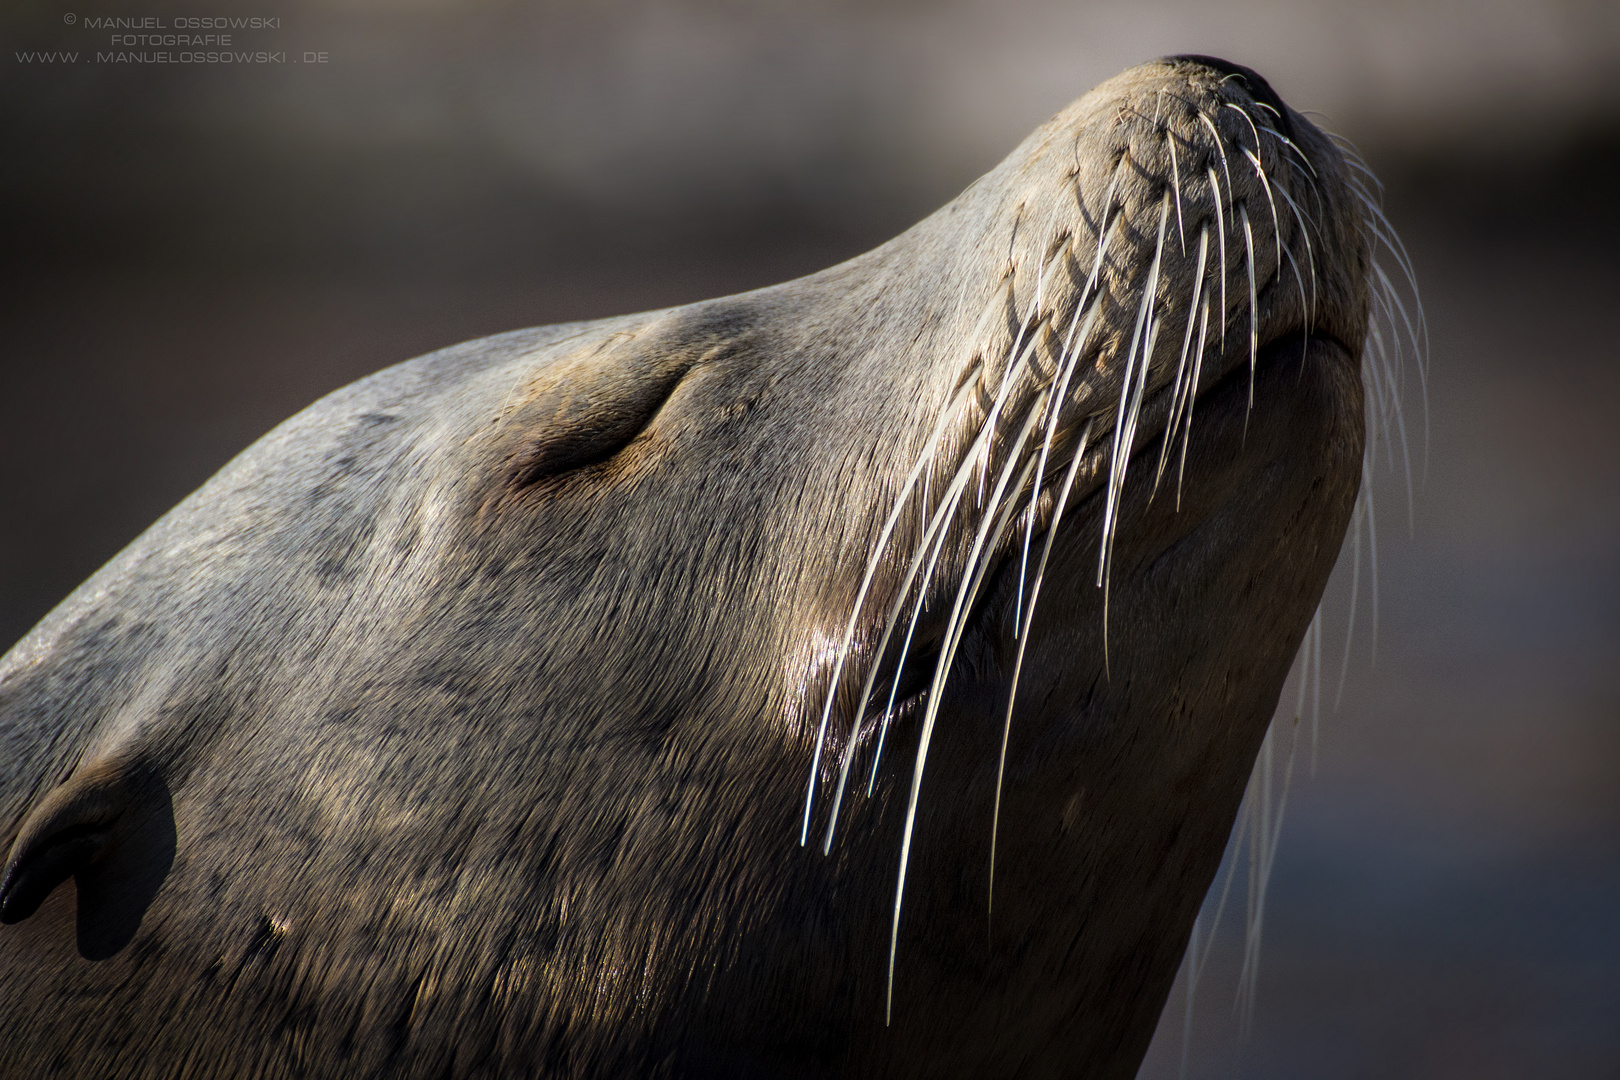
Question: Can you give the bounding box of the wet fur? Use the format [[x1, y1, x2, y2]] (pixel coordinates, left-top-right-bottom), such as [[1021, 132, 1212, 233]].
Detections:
[[0, 58, 1404, 1078]]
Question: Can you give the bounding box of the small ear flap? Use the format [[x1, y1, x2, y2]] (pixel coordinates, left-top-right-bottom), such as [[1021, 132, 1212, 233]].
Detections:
[[1, 760, 147, 924]]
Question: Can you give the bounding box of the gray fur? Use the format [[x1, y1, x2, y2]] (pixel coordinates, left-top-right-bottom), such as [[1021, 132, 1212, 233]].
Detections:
[[1, 58, 1376, 1078]]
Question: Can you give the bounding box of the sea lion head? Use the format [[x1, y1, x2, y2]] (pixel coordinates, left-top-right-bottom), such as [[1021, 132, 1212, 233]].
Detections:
[[0, 56, 1407, 1078]]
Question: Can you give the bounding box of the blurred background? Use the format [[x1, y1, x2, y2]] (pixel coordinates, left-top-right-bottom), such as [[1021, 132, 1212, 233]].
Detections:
[[2, 1, 1616, 1075]]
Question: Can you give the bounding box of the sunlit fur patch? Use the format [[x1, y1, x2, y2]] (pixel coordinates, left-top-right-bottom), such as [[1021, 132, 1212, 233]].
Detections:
[[795, 57, 1425, 1018]]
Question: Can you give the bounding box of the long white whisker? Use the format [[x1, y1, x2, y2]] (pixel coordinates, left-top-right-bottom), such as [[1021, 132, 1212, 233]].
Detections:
[[1206, 165, 1229, 346], [1364, 321, 1398, 470], [1334, 472, 1368, 709], [1281, 245, 1308, 359], [967, 456, 1041, 615], [1197, 111, 1235, 213], [863, 486, 964, 798], [1371, 256, 1424, 382], [1174, 294, 1213, 509], [1237, 714, 1300, 1032], [1180, 912, 1201, 1080], [1099, 196, 1171, 590], [978, 240, 1062, 506], [1099, 208, 1170, 668], [886, 395, 1048, 1022], [1155, 225, 1210, 492], [1295, 620, 1312, 746], [1274, 184, 1319, 323], [990, 417, 1094, 917], [1236, 731, 1267, 1030], [1311, 605, 1322, 774], [1167, 127, 1188, 255], [1338, 149, 1387, 196], [831, 454, 975, 843], [1365, 283, 1415, 524], [1194, 786, 1251, 990], [1238, 144, 1282, 275], [1373, 257, 1425, 383], [1281, 156, 1327, 232], [1006, 159, 1115, 628], [1225, 104, 1281, 274], [800, 367, 982, 845], [1353, 191, 1429, 472], [1367, 257, 1432, 472], [1257, 123, 1318, 180], [1006, 236, 1069, 395], [1017, 295, 1107, 627], [1367, 270, 1419, 501], [825, 258, 1058, 839], [1197, 109, 1235, 339], [1345, 185, 1422, 309], [1365, 470, 1379, 666], [856, 447, 1042, 817], [1238, 203, 1259, 412], [828, 355, 1040, 838]]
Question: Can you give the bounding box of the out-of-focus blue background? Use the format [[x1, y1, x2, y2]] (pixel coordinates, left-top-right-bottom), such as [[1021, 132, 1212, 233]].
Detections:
[[2, 3, 1616, 1075]]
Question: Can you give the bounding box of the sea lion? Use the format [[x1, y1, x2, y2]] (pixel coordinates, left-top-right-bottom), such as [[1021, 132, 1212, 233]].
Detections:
[[0, 56, 1406, 1078]]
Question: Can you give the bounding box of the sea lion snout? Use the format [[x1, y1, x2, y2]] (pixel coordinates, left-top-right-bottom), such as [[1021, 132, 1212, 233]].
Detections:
[[1163, 55, 1297, 142]]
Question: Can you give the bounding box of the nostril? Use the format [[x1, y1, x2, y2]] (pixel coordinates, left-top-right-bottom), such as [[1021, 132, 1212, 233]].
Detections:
[[1163, 54, 1296, 143]]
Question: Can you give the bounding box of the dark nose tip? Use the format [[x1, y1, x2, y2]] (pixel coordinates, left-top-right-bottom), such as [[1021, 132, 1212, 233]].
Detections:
[[1164, 55, 1296, 142]]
